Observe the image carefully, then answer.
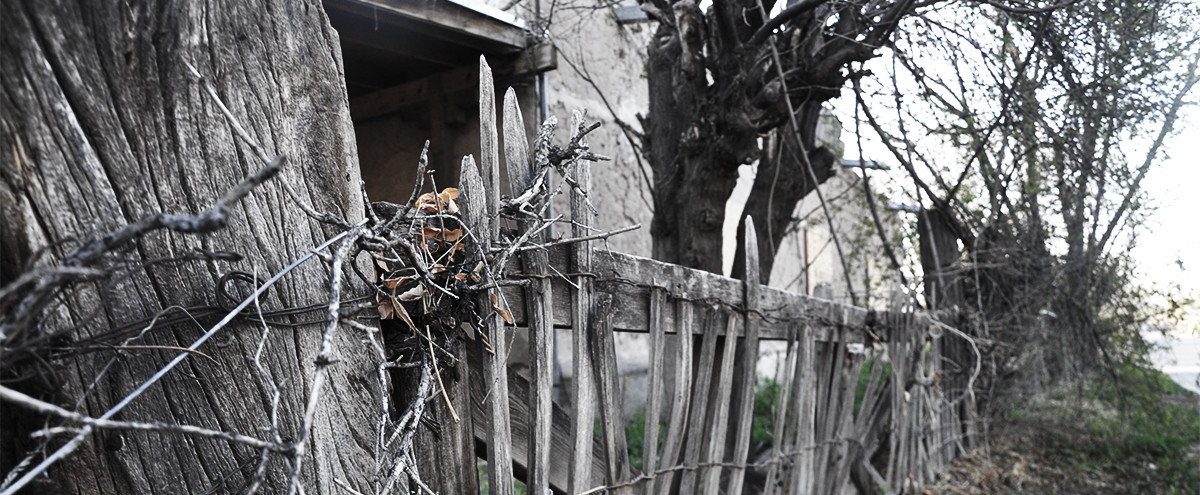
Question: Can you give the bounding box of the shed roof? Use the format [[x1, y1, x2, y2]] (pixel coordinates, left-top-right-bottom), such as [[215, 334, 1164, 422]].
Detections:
[[324, 0, 532, 96]]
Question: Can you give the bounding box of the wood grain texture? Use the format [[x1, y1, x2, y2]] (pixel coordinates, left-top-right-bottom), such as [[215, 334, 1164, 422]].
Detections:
[[466, 344, 607, 495], [0, 1, 378, 493], [701, 313, 740, 494]]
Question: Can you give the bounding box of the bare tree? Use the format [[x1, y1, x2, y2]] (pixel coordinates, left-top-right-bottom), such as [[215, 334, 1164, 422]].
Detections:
[[855, 0, 1200, 388], [637, 0, 925, 278]]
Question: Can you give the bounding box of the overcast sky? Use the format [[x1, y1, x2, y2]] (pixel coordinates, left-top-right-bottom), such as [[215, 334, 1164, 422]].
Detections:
[[1135, 107, 1200, 336]]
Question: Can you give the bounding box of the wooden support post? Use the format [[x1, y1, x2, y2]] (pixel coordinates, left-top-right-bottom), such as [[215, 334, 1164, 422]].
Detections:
[[477, 56, 515, 495]]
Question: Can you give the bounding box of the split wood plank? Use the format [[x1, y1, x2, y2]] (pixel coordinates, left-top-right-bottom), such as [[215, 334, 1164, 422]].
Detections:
[[593, 293, 633, 491], [679, 308, 720, 494], [813, 328, 848, 493], [656, 300, 694, 495], [503, 86, 556, 495], [568, 111, 598, 494], [701, 312, 741, 495], [477, 56, 514, 495], [641, 288, 667, 495], [726, 219, 763, 495]]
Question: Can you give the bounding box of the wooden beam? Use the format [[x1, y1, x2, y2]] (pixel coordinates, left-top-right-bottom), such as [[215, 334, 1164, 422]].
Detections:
[[485, 244, 909, 342], [326, 0, 527, 53], [324, 5, 476, 66]]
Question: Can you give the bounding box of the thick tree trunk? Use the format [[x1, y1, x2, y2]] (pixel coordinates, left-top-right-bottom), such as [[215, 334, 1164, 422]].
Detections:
[[1, 1, 379, 493], [646, 16, 751, 273], [640, 0, 908, 278], [730, 102, 838, 284], [917, 207, 964, 311]]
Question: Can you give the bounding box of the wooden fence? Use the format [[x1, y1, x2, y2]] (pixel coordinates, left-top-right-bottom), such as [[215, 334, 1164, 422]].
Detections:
[[418, 57, 976, 495]]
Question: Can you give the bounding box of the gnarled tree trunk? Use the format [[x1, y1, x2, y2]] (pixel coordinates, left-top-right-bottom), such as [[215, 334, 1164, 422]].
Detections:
[[1, 1, 380, 492]]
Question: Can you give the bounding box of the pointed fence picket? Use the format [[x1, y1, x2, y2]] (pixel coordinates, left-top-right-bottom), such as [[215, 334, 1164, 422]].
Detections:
[[433, 56, 976, 495]]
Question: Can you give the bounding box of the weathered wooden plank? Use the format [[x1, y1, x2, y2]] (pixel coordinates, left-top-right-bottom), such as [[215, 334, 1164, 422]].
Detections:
[[701, 313, 741, 495], [593, 293, 633, 490], [763, 323, 799, 495], [656, 300, 694, 495], [462, 156, 514, 495], [503, 87, 555, 495], [679, 308, 720, 494], [727, 219, 762, 495], [480, 57, 501, 224], [789, 325, 817, 495], [813, 329, 847, 494], [641, 288, 667, 495], [568, 115, 597, 494], [474, 60, 516, 495], [885, 309, 909, 486]]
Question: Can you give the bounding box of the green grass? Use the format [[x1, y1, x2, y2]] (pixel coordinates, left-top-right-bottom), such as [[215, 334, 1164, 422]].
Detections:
[[623, 378, 786, 470], [1036, 366, 1200, 493], [854, 358, 891, 418]]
